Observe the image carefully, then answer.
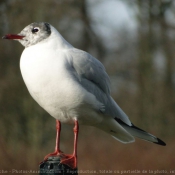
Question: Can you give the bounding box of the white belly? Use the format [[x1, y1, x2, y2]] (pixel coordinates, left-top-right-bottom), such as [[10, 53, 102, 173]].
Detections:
[[20, 47, 103, 124]]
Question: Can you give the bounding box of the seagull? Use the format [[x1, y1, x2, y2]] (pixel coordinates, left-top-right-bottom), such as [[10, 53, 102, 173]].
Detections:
[[2, 22, 166, 169]]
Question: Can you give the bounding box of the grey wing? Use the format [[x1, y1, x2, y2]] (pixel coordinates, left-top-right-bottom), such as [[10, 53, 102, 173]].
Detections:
[[70, 49, 111, 95], [70, 49, 131, 126]]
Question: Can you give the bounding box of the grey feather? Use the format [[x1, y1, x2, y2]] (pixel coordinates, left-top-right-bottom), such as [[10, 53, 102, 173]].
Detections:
[[68, 48, 132, 126]]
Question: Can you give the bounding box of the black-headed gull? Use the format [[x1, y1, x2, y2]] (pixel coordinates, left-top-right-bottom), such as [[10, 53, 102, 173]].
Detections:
[[2, 22, 166, 169]]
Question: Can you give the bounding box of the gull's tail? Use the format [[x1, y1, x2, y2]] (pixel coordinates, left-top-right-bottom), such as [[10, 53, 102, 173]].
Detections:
[[115, 118, 166, 146], [95, 118, 135, 144]]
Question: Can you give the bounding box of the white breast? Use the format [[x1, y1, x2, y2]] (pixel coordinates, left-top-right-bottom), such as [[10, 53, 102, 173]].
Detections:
[[20, 43, 103, 125], [20, 44, 76, 121]]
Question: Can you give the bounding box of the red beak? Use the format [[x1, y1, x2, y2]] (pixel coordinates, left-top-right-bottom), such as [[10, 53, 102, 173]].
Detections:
[[2, 34, 25, 40]]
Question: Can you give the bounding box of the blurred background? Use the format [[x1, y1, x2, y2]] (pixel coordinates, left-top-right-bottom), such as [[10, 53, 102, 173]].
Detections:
[[0, 0, 175, 174]]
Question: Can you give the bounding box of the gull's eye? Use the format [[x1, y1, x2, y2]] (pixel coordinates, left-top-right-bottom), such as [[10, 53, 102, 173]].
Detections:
[[32, 27, 39, 34]]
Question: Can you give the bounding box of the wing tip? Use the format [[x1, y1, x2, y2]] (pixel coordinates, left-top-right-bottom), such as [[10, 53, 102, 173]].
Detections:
[[115, 118, 166, 146], [154, 138, 166, 146]]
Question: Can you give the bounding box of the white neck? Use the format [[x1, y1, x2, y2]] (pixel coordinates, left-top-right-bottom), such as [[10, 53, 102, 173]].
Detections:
[[49, 26, 73, 50]]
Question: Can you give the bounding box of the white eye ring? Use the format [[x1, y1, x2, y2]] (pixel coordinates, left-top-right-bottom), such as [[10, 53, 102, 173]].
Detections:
[[32, 27, 39, 33]]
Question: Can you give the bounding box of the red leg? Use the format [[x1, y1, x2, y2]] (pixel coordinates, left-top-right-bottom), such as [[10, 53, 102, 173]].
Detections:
[[60, 120, 79, 169], [44, 120, 63, 160]]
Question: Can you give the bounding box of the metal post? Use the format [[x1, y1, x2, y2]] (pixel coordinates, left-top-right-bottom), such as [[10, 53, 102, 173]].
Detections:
[[39, 157, 78, 175]]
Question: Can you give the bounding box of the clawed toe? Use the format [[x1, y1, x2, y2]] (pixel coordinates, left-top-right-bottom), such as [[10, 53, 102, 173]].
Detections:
[[60, 154, 77, 169]]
